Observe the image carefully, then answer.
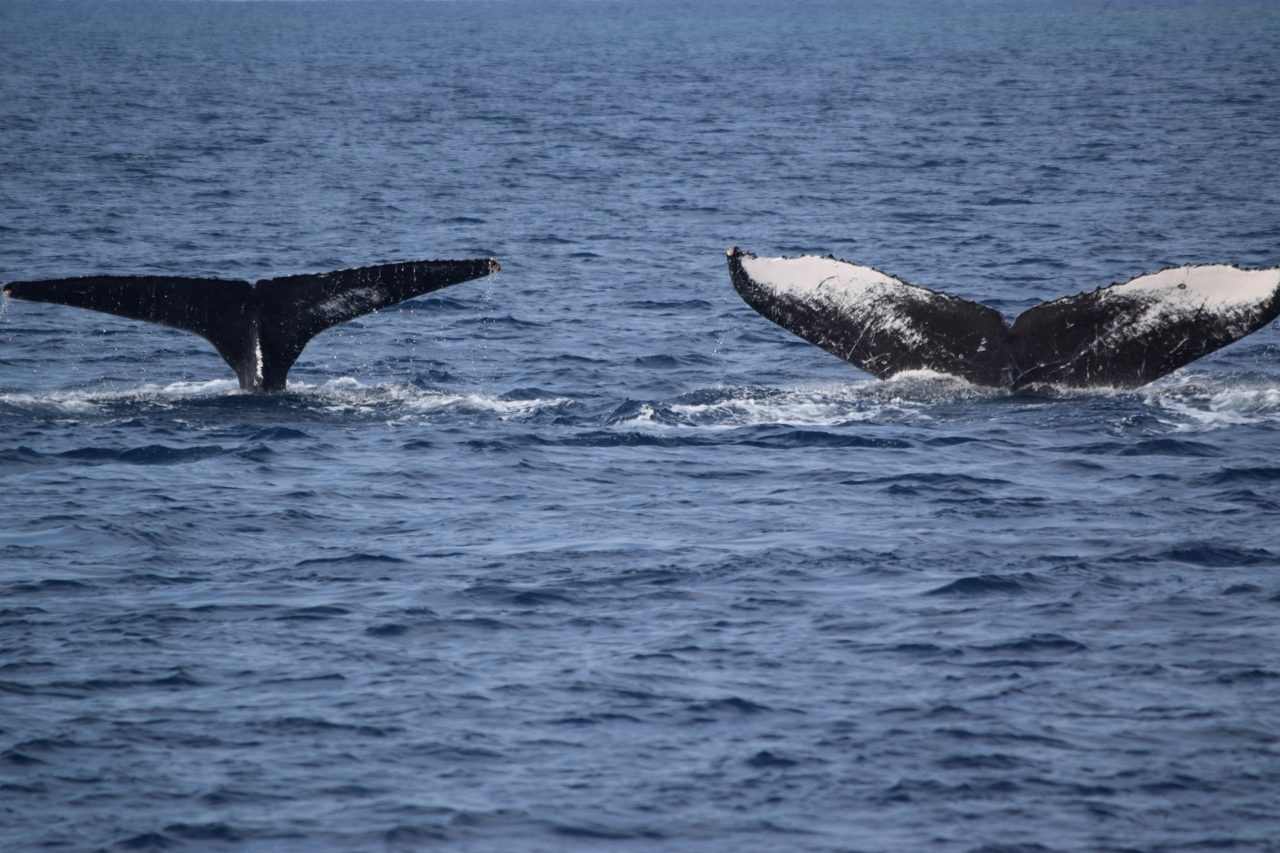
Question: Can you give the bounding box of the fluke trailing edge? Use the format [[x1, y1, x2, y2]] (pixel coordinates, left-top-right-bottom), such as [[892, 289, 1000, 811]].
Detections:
[[727, 247, 1280, 390], [3, 258, 500, 393]]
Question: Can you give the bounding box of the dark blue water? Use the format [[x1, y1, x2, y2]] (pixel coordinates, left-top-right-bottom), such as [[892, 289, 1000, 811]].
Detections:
[[3, 1, 1280, 849]]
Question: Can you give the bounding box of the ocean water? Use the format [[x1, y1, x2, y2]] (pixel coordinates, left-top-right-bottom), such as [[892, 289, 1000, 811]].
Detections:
[[3, 1, 1280, 850]]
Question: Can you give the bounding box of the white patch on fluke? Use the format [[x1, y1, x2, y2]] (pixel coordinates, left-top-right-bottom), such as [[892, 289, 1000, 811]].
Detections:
[[317, 287, 383, 320], [740, 254, 931, 347], [1099, 265, 1280, 338], [1108, 265, 1279, 308]]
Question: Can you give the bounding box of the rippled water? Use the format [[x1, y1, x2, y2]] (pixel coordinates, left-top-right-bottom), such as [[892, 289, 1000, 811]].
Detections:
[[3, 1, 1280, 850]]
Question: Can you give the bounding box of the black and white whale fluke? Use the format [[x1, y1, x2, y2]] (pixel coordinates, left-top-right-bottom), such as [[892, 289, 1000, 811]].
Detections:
[[726, 247, 1280, 390], [2, 258, 500, 393]]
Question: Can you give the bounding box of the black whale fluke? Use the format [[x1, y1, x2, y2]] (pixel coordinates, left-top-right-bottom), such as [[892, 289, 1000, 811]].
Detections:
[[727, 247, 1280, 390], [3, 258, 500, 393]]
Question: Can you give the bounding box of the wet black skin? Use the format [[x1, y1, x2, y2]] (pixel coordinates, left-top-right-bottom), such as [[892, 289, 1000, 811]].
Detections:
[[3, 258, 500, 393]]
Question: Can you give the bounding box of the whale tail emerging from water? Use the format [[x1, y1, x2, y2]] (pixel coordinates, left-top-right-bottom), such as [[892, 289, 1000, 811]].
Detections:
[[727, 247, 1280, 390], [3, 258, 500, 393]]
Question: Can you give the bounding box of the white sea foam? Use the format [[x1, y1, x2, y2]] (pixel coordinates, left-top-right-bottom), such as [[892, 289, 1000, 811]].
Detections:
[[668, 386, 892, 428], [1146, 375, 1280, 431], [0, 378, 239, 412], [289, 377, 572, 420], [612, 371, 998, 430], [0, 377, 570, 422]]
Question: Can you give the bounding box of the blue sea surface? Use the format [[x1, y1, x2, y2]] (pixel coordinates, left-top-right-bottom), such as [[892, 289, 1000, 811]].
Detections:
[[3, 1, 1280, 850]]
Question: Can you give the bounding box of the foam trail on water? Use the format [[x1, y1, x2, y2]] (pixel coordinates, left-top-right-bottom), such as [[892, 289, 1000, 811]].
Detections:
[[0, 378, 240, 412], [612, 371, 1003, 430], [289, 378, 572, 420], [0, 377, 571, 423], [1146, 375, 1280, 431]]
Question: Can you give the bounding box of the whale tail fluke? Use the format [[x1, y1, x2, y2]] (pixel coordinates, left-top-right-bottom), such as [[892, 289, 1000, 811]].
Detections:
[[1006, 268, 1280, 387], [726, 247, 1015, 387], [3, 258, 499, 393], [727, 247, 1280, 390], [245, 258, 500, 391]]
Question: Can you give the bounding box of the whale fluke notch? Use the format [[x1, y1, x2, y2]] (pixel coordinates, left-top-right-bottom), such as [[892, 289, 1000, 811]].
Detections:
[[3, 258, 500, 393], [726, 247, 1280, 390]]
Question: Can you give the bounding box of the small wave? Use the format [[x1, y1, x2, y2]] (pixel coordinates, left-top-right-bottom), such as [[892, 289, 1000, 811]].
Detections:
[[556, 430, 707, 448], [277, 605, 352, 621], [848, 472, 1011, 489], [366, 623, 411, 637], [1155, 542, 1276, 568], [161, 823, 245, 843], [1202, 466, 1280, 486], [552, 823, 667, 842], [1057, 438, 1221, 457], [745, 749, 802, 768], [455, 313, 543, 328], [632, 353, 713, 369], [249, 426, 310, 441], [5, 578, 92, 595], [935, 752, 1030, 770], [686, 696, 773, 716], [56, 444, 226, 466], [739, 428, 911, 449], [462, 583, 578, 607], [974, 633, 1087, 653], [623, 298, 715, 311], [294, 552, 407, 567], [926, 573, 1043, 596], [0, 447, 47, 467]]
